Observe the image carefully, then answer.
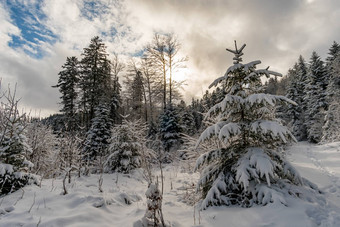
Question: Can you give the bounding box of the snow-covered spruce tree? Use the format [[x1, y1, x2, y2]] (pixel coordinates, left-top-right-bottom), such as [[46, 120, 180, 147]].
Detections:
[[322, 53, 340, 142], [159, 106, 182, 154], [181, 109, 196, 136], [78, 36, 111, 129], [195, 42, 314, 209], [325, 41, 340, 71], [177, 101, 197, 136], [0, 87, 36, 195], [285, 66, 300, 124], [190, 98, 204, 132], [107, 118, 153, 173], [285, 57, 308, 141], [304, 52, 327, 143], [83, 103, 112, 168], [53, 56, 79, 131]]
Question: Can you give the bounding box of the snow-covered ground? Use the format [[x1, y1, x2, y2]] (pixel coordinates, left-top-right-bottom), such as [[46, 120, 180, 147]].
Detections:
[[0, 142, 340, 227]]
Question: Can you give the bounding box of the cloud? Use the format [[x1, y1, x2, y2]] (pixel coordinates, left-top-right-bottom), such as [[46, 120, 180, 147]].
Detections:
[[0, 0, 339, 116], [124, 0, 340, 99]]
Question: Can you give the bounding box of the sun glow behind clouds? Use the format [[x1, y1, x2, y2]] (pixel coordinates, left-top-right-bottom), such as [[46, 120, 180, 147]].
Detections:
[[171, 68, 189, 83]]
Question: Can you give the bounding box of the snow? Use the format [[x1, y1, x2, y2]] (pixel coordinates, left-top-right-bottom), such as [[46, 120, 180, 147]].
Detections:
[[250, 120, 295, 143], [0, 142, 340, 226], [0, 164, 14, 175]]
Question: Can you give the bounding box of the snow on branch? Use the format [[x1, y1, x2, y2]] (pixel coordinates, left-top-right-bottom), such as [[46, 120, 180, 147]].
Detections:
[[218, 123, 241, 144], [246, 93, 297, 107], [196, 121, 227, 148], [249, 148, 276, 187], [209, 63, 243, 88], [243, 60, 261, 71], [206, 95, 243, 119], [195, 149, 221, 171], [255, 68, 282, 78], [235, 148, 277, 190], [200, 172, 229, 209], [282, 159, 303, 185], [250, 120, 296, 143]]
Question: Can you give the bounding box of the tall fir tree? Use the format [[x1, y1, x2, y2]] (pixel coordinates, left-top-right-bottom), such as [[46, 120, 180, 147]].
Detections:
[[305, 52, 327, 143], [78, 36, 111, 129], [131, 71, 145, 120], [286, 57, 308, 140], [325, 41, 340, 68], [285, 65, 303, 127], [177, 101, 196, 136], [159, 106, 182, 153], [322, 50, 340, 142], [190, 98, 204, 132], [195, 42, 315, 209], [53, 56, 79, 131], [83, 103, 112, 163], [295, 56, 308, 139]]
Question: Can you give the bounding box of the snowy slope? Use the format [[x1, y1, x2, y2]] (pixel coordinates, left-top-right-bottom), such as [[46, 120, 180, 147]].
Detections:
[[0, 142, 340, 227]]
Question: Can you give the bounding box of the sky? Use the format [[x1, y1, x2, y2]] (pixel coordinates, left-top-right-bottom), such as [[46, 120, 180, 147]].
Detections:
[[0, 0, 339, 117]]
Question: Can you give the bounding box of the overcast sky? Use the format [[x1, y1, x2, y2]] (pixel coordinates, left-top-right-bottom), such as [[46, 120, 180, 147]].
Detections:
[[0, 0, 339, 117]]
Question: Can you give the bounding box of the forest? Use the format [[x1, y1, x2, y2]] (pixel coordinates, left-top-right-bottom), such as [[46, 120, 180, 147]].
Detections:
[[0, 35, 340, 226]]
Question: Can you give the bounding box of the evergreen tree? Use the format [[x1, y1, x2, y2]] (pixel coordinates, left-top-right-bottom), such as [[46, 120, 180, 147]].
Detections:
[[285, 57, 308, 140], [131, 71, 145, 119], [190, 98, 204, 132], [107, 119, 151, 173], [322, 53, 340, 142], [264, 77, 278, 94], [295, 56, 308, 139], [325, 41, 340, 67], [123, 61, 146, 121], [83, 103, 112, 163], [0, 88, 36, 195], [178, 101, 196, 136], [285, 65, 303, 135], [159, 106, 182, 153], [195, 42, 314, 209], [53, 56, 79, 131], [78, 36, 111, 129], [305, 52, 327, 143]]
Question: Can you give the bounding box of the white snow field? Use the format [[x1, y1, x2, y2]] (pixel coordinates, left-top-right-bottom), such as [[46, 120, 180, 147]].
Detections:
[[0, 142, 340, 227]]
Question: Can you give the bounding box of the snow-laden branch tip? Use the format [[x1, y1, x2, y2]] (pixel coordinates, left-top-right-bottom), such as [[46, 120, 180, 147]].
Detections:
[[250, 120, 296, 143]]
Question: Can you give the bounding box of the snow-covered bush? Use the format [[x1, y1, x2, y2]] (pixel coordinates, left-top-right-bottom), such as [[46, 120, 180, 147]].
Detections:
[[107, 118, 154, 173], [195, 42, 316, 209], [134, 183, 166, 227], [26, 121, 58, 176], [57, 132, 82, 184], [0, 86, 37, 195]]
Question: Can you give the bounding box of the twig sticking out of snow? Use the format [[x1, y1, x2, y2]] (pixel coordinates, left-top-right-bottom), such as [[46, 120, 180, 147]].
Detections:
[[13, 188, 25, 206], [28, 192, 36, 213], [36, 217, 41, 227]]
